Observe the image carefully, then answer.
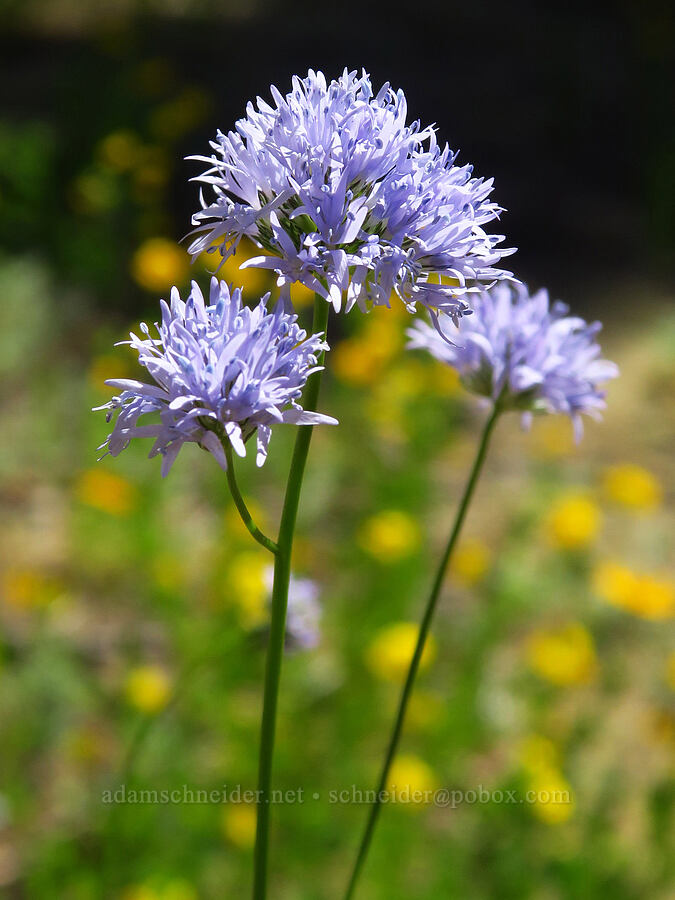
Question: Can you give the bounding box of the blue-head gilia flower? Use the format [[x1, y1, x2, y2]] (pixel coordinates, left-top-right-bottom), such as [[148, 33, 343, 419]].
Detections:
[[96, 278, 337, 476], [407, 282, 619, 439], [188, 69, 514, 320]]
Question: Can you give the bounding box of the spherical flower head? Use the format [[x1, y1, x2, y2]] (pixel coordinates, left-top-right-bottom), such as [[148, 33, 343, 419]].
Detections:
[[407, 282, 619, 440], [96, 278, 337, 476], [188, 68, 514, 319]]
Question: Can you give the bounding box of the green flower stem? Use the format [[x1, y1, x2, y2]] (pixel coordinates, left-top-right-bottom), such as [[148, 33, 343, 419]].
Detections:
[[222, 440, 279, 555], [343, 405, 501, 900], [252, 294, 329, 900]]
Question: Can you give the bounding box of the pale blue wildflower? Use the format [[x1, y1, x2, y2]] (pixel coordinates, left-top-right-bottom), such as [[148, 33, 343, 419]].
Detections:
[[408, 282, 619, 439], [96, 278, 336, 476], [189, 69, 514, 319]]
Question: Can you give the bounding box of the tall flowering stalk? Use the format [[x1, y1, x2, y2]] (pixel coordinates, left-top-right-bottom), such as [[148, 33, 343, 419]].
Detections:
[[343, 283, 618, 898], [96, 278, 334, 898], [99, 67, 518, 900], [184, 68, 512, 899]]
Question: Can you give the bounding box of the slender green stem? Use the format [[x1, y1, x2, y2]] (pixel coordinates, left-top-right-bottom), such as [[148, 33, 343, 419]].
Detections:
[[252, 295, 329, 900], [343, 405, 501, 900], [222, 440, 279, 555]]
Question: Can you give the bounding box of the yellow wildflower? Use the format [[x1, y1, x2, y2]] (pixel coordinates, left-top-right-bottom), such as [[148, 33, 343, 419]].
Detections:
[[546, 493, 601, 549], [131, 238, 189, 293], [88, 352, 136, 394], [526, 623, 597, 686], [593, 561, 674, 620], [602, 463, 662, 511], [2, 569, 59, 611], [289, 280, 316, 309], [196, 237, 269, 296], [518, 734, 559, 776], [387, 754, 437, 807], [449, 537, 491, 586], [227, 552, 268, 628], [358, 510, 421, 563], [366, 622, 436, 682], [333, 337, 381, 385], [527, 767, 575, 824], [75, 469, 137, 516], [222, 803, 257, 850], [125, 665, 172, 714]]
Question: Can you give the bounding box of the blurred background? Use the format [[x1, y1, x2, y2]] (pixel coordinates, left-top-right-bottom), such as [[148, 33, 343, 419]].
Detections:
[[0, 1, 673, 898]]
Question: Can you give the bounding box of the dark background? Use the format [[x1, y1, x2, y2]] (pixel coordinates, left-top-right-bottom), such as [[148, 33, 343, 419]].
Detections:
[[1, 0, 673, 314]]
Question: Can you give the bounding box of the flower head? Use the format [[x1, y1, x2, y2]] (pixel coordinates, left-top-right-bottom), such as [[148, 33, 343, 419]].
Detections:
[[188, 69, 513, 318], [408, 282, 619, 439], [96, 278, 336, 476]]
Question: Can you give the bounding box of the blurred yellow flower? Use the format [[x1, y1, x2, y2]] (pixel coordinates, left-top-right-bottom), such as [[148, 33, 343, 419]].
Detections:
[[528, 767, 575, 825], [75, 469, 137, 516], [2, 569, 58, 611], [526, 623, 597, 686], [387, 754, 437, 807], [196, 237, 269, 296], [227, 552, 268, 628], [593, 561, 674, 620], [366, 622, 436, 682], [289, 280, 316, 309], [222, 803, 257, 849], [530, 416, 575, 459], [546, 493, 601, 549], [592, 560, 636, 607], [125, 665, 172, 714], [88, 352, 136, 394], [666, 652, 675, 691], [449, 537, 491, 586], [602, 463, 662, 511], [333, 337, 380, 385], [333, 308, 402, 386], [358, 510, 421, 563], [97, 130, 141, 171], [385, 359, 429, 402], [518, 734, 559, 775], [131, 238, 189, 293]]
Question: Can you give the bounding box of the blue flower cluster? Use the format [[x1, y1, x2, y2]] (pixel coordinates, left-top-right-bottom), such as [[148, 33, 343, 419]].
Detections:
[[407, 283, 619, 439], [189, 69, 513, 319], [97, 279, 336, 475], [98, 67, 616, 473]]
